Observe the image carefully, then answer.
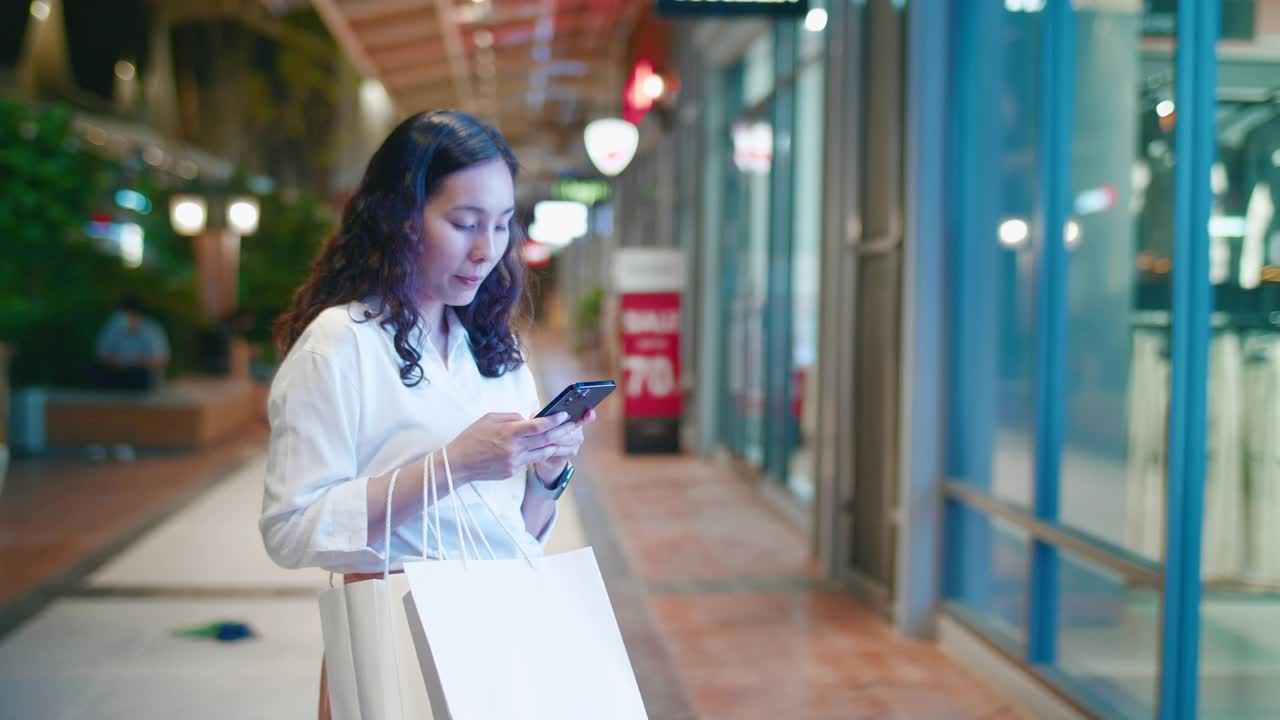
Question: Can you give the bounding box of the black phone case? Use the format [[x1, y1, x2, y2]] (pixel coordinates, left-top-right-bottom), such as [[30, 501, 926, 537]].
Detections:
[[536, 381, 616, 422]]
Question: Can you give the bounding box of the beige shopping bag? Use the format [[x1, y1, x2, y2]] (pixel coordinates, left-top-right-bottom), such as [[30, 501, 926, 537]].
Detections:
[[317, 468, 433, 720]]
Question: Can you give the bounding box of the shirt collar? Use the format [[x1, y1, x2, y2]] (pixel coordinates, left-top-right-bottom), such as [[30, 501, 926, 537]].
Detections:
[[415, 307, 471, 370]]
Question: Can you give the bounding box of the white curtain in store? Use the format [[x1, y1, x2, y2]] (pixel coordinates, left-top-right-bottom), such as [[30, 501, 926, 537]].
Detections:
[[1204, 332, 1246, 579], [1125, 328, 1170, 562], [1244, 332, 1280, 582]]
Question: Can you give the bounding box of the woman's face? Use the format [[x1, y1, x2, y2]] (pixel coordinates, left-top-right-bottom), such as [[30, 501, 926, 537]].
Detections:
[[418, 158, 515, 309]]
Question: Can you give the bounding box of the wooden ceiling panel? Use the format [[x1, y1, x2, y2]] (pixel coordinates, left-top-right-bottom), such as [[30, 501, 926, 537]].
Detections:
[[315, 0, 645, 177], [340, 0, 434, 25], [355, 18, 440, 50]]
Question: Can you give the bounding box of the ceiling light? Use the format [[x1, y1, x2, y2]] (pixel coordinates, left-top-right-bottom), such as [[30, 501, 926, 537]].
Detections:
[[583, 118, 639, 177], [170, 196, 207, 236], [804, 8, 828, 32], [998, 218, 1029, 249], [30, 1, 49, 21], [1065, 220, 1082, 249], [641, 74, 665, 101], [143, 146, 165, 167], [227, 196, 261, 236], [115, 60, 136, 81]]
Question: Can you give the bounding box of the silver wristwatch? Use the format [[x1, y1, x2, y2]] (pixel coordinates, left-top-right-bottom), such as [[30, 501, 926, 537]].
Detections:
[[530, 462, 574, 501]]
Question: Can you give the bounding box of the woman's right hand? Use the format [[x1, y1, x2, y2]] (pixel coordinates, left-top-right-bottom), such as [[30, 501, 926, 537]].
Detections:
[[446, 412, 572, 484]]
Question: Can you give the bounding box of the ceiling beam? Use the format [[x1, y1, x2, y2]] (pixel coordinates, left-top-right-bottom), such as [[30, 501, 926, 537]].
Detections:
[[312, 0, 380, 77], [380, 60, 455, 90], [339, 0, 435, 24], [366, 38, 453, 70], [430, 0, 475, 111], [354, 18, 440, 51]]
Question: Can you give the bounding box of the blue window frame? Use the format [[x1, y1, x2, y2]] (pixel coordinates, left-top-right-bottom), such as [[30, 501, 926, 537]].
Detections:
[[939, 0, 1221, 718]]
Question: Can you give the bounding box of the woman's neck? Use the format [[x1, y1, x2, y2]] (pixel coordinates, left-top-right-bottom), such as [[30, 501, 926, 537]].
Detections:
[[417, 299, 449, 361]]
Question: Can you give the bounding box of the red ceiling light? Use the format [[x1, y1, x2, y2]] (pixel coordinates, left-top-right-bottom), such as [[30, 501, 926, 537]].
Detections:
[[624, 61, 662, 125]]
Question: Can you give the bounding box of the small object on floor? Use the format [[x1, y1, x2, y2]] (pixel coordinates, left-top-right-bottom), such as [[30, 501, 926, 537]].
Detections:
[[177, 621, 256, 643]]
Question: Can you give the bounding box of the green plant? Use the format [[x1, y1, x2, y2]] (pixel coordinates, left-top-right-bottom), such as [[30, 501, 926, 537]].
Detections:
[[0, 100, 209, 387], [575, 287, 605, 352], [238, 190, 336, 364]]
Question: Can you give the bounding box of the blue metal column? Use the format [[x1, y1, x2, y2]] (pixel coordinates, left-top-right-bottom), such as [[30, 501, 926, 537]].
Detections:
[[896, 0, 951, 638], [1027, 0, 1074, 666], [944, 0, 1003, 621], [1160, 1, 1218, 718]]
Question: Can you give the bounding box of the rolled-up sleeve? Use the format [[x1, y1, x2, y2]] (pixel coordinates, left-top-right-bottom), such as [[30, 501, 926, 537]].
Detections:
[[260, 347, 380, 571]]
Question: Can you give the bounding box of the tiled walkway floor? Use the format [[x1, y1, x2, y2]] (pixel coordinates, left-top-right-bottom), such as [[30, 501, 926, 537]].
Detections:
[[0, 422, 267, 624], [531, 332, 1021, 720], [0, 331, 1019, 719]]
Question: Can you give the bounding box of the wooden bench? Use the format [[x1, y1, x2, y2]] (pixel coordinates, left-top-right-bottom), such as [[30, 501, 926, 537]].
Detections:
[[44, 375, 261, 451]]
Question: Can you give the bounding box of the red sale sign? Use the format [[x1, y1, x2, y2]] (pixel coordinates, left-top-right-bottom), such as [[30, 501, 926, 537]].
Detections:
[[619, 292, 682, 418]]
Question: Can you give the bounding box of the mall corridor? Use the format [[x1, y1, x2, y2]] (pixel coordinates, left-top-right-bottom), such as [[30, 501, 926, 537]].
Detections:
[[11, 0, 1280, 716], [0, 332, 1015, 720]]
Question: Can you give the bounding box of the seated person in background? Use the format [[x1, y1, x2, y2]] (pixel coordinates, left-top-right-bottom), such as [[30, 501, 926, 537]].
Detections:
[[89, 296, 170, 392]]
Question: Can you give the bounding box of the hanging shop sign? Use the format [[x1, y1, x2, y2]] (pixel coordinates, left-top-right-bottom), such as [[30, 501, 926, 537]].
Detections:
[[614, 247, 686, 454], [657, 0, 808, 18]]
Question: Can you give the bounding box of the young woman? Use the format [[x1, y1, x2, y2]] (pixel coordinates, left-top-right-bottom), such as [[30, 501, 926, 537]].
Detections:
[[259, 111, 594, 718]]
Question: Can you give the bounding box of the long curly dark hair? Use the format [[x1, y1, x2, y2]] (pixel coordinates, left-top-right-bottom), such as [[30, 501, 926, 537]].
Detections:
[[274, 111, 529, 386]]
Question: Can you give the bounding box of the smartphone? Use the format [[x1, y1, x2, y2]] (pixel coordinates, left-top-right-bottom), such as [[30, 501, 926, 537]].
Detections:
[[536, 380, 616, 423]]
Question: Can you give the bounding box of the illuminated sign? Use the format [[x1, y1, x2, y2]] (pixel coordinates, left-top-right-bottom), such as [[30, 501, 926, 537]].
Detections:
[[553, 179, 610, 206], [656, 0, 809, 18], [732, 121, 773, 174], [530, 200, 590, 248]]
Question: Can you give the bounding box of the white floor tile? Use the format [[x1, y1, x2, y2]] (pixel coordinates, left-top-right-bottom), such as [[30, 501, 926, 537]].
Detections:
[[0, 598, 322, 720], [89, 454, 329, 590]]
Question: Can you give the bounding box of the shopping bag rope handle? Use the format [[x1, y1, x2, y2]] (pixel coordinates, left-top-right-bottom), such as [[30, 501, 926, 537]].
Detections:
[[444, 445, 535, 568], [383, 467, 401, 579], [414, 447, 536, 569], [383, 466, 407, 720]]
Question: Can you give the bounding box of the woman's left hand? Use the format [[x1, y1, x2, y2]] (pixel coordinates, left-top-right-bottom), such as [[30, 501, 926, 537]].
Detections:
[[531, 408, 597, 484]]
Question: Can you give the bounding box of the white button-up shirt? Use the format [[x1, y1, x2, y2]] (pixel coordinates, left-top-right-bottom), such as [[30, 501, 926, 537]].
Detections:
[[260, 301, 554, 574]]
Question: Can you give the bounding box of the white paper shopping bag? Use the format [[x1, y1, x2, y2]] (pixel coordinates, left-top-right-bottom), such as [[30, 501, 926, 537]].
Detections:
[[404, 548, 646, 720], [317, 468, 433, 720], [400, 450, 648, 720]]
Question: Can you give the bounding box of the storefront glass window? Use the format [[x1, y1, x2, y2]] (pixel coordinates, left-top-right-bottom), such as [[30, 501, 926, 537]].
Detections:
[[946, 9, 1041, 509], [787, 59, 825, 503], [943, 1, 1280, 717], [945, 503, 1031, 647], [1198, 17, 1280, 717], [712, 23, 823, 504], [1049, 7, 1173, 715]]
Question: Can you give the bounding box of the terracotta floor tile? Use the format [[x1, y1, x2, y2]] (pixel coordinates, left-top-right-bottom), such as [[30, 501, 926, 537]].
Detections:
[[529, 332, 1014, 720], [0, 423, 267, 609]]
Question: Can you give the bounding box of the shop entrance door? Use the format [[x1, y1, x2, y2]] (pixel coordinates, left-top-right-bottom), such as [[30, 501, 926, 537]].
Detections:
[[816, 0, 907, 616]]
